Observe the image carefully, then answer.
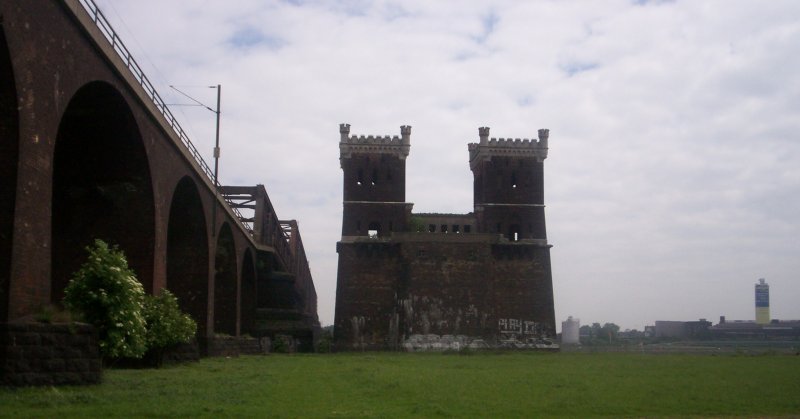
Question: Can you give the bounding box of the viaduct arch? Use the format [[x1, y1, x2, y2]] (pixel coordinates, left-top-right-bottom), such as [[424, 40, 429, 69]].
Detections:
[[240, 249, 257, 336], [0, 0, 319, 350], [214, 223, 237, 336], [52, 81, 155, 301], [0, 25, 17, 320], [166, 176, 210, 336]]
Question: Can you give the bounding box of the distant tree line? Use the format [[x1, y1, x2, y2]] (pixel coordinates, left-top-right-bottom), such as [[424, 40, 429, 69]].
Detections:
[[579, 322, 621, 345]]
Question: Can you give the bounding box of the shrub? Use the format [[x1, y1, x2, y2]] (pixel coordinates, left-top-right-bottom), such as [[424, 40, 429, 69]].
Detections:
[[272, 335, 293, 353], [142, 290, 197, 350], [64, 239, 148, 359], [408, 216, 426, 232], [316, 326, 333, 353]]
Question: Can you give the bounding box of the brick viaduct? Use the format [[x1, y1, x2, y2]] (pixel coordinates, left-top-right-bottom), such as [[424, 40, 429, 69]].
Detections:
[[0, 0, 319, 348]]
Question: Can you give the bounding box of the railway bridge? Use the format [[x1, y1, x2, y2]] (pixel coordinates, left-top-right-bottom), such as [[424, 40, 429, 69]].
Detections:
[[0, 0, 319, 349]]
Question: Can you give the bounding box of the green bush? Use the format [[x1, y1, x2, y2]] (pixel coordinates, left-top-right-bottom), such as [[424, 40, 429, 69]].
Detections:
[[64, 239, 148, 359], [408, 216, 426, 232], [143, 290, 197, 350]]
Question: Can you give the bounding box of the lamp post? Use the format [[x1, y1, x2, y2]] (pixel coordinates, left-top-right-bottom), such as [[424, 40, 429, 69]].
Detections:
[[168, 84, 222, 235], [212, 84, 221, 187], [169, 84, 222, 183]]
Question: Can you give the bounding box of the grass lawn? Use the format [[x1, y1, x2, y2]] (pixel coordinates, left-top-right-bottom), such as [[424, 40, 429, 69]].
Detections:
[[1, 352, 799, 418]]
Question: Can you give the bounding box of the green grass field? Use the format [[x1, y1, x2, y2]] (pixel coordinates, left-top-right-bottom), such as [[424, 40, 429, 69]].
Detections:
[[2, 352, 799, 418]]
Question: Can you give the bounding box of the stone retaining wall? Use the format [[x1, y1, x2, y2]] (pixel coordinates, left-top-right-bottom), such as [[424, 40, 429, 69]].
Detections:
[[161, 340, 200, 364], [201, 336, 267, 357], [1, 322, 101, 386]]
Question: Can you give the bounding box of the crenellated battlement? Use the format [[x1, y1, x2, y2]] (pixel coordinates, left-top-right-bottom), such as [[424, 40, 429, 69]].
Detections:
[[343, 134, 404, 144], [339, 123, 411, 163], [469, 127, 549, 169]]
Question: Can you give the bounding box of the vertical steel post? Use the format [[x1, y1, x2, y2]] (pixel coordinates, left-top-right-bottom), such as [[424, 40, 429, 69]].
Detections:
[[213, 84, 221, 186], [211, 84, 221, 237]]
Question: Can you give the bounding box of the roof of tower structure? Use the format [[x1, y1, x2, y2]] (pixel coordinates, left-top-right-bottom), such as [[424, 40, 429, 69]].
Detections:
[[338, 123, 411, 165], [468, 126, 549, 170]]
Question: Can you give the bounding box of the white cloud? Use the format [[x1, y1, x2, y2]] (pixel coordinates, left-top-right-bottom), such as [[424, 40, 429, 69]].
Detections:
[[94, 0, 800, 329]]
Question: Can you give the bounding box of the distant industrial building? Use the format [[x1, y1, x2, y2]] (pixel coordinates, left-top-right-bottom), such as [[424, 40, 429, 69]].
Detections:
[[710, 316, 800, 339], [652, 316, 800, 341], [561, 316, 580, 344], [652, 278, 800, 341], [654, 319, 712, 339], [755, 278, 770, 325]]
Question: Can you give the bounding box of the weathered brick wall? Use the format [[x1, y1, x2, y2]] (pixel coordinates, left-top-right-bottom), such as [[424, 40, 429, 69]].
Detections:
[[334, 242, 405, 350], [334, 238, 556, 351], [478, 206, 547, 240], [400, 240, 494, 339], [489, 245, 556, 338], [473, 157, 544, 205], [201, 335, 266, 357], [341, 203, 410, 237], [0, 322, 101, 386], [342, 153, 406, 203]]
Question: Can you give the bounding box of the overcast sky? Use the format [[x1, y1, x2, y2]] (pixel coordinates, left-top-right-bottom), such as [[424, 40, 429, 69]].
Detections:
[[93, 0, 800, 330]]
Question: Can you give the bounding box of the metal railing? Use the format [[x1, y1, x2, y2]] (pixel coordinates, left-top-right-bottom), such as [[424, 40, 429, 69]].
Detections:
[[76, 0, 252, 234]]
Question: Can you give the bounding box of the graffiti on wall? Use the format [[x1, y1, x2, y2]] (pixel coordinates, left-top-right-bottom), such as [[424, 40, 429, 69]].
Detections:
[[402, 334, 487, 351], [400, 318, 557, 351], [497, 318, 555, 349]]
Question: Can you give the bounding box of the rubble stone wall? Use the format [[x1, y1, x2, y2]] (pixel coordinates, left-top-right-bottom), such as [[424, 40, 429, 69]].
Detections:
[[1, 322, 101, 386]]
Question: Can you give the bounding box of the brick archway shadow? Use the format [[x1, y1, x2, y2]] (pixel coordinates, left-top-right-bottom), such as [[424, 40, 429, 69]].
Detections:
[[214, 223, 237, 336], [51, 81, 155, 303], [240, 249, 256, 336], [0, 26, 18, 321], [167, 176, 210, 337]]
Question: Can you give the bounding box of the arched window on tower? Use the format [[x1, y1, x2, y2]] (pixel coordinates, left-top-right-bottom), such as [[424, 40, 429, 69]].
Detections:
[[357, 169, 364, 186], [509, 224, 521, 241], [368, 222, 381, 238]]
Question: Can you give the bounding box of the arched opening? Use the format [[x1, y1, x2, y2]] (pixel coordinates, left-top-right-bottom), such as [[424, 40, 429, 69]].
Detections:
[[214, 223, 237, 336], [508, 224, 521, 242], [240, 249, 257, 336], [356, 168, 364, 186], [368, 222, 381, 238], [167, 176, 209, 337], [52, 81, 155, 303], [0, 26, 19, 321]]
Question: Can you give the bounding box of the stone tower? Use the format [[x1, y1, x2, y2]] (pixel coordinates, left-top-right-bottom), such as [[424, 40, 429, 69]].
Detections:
[[335, 124, 555, 351], [338, 123, 412, 238], [469, 127, 549, 241]]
